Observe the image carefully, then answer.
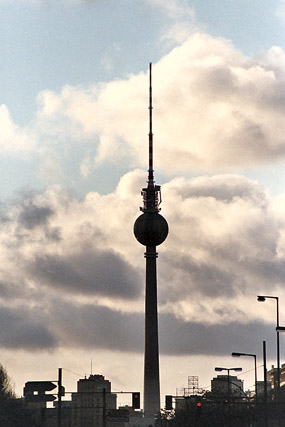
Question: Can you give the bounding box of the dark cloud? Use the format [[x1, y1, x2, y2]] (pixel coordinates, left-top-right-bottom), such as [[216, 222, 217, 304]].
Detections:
[[18, 203, 54, 230], [0, 281, 28, 300], [159, 314, 277, 359], [171, 175, 266, 203], [158, 247, 285, 304], [0, 293, 278, 360], [160, 252, 239, 300], [0, 305, 57, 350], [28, 247, 142, 299], [51, 302, 143, 352], [49, 302, 278, 360], [43, 226, 62, 241]]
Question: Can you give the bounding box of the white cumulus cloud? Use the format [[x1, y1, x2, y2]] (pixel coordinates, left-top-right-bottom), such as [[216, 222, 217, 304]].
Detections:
[[0, 105, 36, 152], [30, 33, 285, 179]]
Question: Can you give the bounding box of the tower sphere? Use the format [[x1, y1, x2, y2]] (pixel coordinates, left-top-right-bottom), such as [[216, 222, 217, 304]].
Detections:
[[134, 212, 168, 247]]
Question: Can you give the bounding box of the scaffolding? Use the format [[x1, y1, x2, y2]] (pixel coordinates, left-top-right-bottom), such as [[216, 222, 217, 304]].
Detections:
[[176, 376, 204, 397]]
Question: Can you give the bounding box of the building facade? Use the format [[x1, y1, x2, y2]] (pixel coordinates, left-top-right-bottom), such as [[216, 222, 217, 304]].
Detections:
[[211, 375, 244, 398], [267, 363, 285, 389], [71, 374, 116, 427]]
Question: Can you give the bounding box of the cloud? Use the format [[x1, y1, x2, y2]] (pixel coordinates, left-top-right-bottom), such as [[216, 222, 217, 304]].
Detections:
[[0, 297, 276, 358], [142, 0, 194, 21], [0, 105, 36, 152], [27, 33, 285, 181], [0, 304, 57, 350], [0, 172, 283, 356], [3, 32, 285, 190], [52, 302, 275, 358], [50, 301, 144, 352], [28, 248, 141, 299], [18, 202, 54, 230], [159, 315, 276, 358], [0, 182, 143, 301], [158, 174, 284, 323]]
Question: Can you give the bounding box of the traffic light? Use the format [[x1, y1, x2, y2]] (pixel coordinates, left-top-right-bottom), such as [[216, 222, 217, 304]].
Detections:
[[196, 401, 202, 417], [165, 395, 173, 410], [132, 392, 140, 409]]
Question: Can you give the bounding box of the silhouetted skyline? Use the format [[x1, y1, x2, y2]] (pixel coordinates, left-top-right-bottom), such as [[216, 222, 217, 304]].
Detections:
[[0, 0, 285, 404]]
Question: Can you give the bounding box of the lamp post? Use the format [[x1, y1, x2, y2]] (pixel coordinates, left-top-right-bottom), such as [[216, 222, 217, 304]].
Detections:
[[263, 341, 269, 427], [257, 296, 280, 392], [258, 295, 281, 427], [215, 367, 242, 402], [231, 352, 257, 399]]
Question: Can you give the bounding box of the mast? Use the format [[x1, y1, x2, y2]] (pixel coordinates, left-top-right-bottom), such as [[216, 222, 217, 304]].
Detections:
[[141, 64, 161, 214], [148, 63, 154, 188], [134, 63, 169, 420]]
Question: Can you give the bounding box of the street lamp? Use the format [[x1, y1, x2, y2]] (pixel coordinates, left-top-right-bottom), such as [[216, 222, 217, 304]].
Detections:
[[257, 295, 280, 391], [258, 294, 281, 427], [215, 367, 243, 373], [232, 352, 257, 398], [214, 367, 242, 402]]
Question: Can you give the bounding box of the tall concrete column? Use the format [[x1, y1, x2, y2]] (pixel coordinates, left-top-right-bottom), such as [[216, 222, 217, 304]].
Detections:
[[144, 246, 160, 416]]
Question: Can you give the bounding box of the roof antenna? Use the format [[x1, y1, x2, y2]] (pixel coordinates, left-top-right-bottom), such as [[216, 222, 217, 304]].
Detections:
[[148, 63, 154, 188], [139, 63, 163, 213]]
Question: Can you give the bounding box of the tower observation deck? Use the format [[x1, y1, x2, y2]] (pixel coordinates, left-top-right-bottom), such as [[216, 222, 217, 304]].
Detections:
[[133, 63, 168, 419]]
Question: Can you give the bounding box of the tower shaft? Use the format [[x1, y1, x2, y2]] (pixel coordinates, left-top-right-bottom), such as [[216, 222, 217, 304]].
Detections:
[[144, 246, 160, 417]]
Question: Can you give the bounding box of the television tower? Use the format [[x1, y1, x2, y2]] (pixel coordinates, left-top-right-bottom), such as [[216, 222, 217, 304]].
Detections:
[[134, 63, 169, 418]]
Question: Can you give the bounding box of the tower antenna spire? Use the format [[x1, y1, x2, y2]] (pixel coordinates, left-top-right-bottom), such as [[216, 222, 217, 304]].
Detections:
[[148, 63, 154, 187]]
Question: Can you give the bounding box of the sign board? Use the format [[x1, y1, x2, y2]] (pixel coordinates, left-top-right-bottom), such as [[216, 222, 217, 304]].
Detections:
[[24, 381, 57, 394], [24, 381, 57, 403]]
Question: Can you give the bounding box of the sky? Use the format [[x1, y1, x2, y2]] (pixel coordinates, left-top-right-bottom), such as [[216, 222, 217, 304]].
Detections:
[[1, 0, 285, 406]]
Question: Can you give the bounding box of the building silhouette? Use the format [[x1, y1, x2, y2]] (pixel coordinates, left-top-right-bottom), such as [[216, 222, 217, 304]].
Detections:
[[71, 374, 116, 427], [267, 363, 285, 389], [23, 373, 122, 427], [211, 375, 244, 398]]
